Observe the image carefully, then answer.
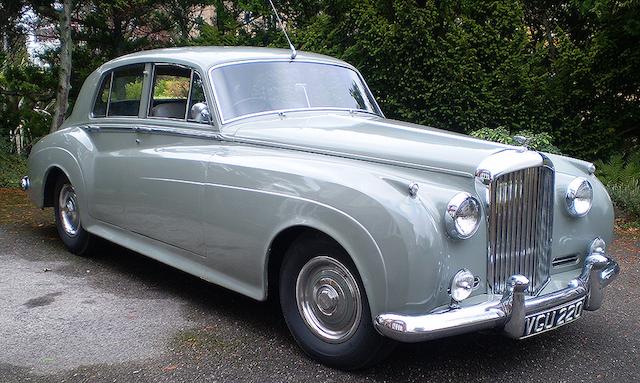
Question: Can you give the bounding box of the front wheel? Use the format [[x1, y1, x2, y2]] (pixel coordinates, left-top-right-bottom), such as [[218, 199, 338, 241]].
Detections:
[[279, 233, 395, 370], [54, 177, 95, 256]]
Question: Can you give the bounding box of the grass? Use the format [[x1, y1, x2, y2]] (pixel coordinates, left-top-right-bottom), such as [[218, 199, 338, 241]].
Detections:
[[0, 152, 27, 189]]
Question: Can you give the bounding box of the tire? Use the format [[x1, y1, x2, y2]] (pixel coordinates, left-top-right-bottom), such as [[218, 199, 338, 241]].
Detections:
[[53, 176, 95, 256], [279, 232, 395, 370]]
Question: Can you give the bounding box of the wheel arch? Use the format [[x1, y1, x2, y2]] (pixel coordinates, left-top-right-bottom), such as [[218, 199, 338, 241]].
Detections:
[[264, 219, 388, 319], [42, 166, 68, 207], [28, 143, 89, 226]]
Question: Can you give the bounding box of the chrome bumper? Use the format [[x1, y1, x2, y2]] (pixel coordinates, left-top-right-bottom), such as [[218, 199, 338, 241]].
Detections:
[[375, 252, 620, 342]]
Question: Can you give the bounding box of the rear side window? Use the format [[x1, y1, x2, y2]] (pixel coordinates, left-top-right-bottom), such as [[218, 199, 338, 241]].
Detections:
[[109, 65, 144, 116], [92, 74, 111, 117], [92, 64, 145, 117]]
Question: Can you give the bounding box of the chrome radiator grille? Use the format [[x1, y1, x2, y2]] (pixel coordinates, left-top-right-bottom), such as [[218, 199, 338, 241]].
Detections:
[[487, 166, 554, 295]]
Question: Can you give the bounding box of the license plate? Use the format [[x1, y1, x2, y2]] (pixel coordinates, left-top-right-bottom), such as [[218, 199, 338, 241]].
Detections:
[[521, 297, 585, 338]]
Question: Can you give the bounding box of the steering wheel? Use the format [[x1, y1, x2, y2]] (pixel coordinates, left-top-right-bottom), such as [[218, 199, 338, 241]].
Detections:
[[231, 97, 268, 114]]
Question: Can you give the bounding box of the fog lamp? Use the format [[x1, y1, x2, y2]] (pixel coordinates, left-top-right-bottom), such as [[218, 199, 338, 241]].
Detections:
[[449, 269, 475, 302]]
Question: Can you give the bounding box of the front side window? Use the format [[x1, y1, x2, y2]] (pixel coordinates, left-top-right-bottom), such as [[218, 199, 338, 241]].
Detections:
[[210, 61, 381, 122], [148, 65, 209, 123], [187, 72, 207, 123], [149, 65, 191, 119]]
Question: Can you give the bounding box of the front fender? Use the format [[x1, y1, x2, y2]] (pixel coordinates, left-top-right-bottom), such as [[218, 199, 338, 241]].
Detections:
[[264, 202, 388, 317]]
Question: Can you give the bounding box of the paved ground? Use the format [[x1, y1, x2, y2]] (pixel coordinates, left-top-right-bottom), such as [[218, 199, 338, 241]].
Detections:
[[1, 188, 638, 382]]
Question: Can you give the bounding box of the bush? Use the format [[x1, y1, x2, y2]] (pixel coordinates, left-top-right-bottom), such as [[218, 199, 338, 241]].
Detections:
[[606, 180, 640, 222], [469, 127, 561, 154], [0, 152, 27, 189], [595, 150, 640, 222]]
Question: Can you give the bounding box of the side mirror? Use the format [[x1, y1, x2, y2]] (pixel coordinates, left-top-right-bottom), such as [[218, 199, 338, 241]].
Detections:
[[190, 102, 212, 124]]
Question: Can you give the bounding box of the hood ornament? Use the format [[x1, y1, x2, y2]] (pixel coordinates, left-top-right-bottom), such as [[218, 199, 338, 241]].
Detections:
[[513, 135, 531, 149]]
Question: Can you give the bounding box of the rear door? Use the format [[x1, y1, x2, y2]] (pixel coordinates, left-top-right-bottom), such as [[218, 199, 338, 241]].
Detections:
[[120, 63, 213, 256], [87, 64, 146, 227]]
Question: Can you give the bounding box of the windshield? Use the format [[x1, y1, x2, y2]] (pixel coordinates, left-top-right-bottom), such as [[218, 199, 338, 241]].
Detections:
[[210, 61, 381, 122]]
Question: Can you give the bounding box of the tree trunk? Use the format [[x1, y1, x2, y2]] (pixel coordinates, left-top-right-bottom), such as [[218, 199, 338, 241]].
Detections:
[[50, 0, 73, 133]]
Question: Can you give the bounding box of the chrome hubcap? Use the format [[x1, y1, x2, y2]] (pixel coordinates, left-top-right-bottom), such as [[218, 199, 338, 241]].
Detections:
[[296, 256, 362, 343], [58, 184, 80, 237]]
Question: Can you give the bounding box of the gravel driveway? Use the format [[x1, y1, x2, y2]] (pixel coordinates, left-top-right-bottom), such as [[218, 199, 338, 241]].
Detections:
[[1, 189, 638, 382]]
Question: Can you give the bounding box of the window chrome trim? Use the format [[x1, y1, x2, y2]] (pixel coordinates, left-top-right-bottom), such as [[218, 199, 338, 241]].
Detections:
[[90, 62, 213, 129], [207, 58, 385, 125], [184, 70, 195, 120], [105, 72, 114, 117]]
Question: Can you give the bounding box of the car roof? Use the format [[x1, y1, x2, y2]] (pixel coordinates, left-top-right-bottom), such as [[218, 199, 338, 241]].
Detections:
[[100, 46, 350, 72]]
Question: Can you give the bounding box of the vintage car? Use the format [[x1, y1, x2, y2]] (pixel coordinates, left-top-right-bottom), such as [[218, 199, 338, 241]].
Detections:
[[23, 46, 619, 369]]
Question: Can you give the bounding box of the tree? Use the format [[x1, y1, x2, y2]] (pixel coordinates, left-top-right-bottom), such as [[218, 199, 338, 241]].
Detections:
[[50, 0, 72, 132]]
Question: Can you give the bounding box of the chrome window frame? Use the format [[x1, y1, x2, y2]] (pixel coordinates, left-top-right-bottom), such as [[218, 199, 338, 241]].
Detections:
[[207, 59, 385, 125], [89, 62, 212, 128]]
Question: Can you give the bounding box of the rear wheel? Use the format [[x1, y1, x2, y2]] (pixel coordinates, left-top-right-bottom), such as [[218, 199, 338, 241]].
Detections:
[[279, 233, 395, 370], [54, 177, 95, 256]]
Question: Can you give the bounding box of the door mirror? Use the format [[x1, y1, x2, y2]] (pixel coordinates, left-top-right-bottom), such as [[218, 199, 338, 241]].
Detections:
[[190, 102, 212, 124]]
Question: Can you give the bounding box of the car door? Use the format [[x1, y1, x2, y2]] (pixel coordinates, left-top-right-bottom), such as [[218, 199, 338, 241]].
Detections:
[[86, 64, 146, 227], [120, 63, 212, 256]]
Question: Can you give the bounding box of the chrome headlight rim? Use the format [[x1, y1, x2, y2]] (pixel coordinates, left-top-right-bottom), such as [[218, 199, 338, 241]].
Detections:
[[445, 192, 481, 240], [566, 177, 593, 217]]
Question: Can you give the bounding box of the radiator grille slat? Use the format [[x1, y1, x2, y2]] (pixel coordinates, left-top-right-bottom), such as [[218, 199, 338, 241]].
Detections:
[[488, 166, 554, 295]]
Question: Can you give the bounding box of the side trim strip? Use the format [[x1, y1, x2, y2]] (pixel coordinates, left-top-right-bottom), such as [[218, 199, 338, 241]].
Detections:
[[79, 124, 472, 177]]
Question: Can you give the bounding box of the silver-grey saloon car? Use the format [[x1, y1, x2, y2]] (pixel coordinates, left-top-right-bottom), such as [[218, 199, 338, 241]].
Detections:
[[23, 46, 620, 369]]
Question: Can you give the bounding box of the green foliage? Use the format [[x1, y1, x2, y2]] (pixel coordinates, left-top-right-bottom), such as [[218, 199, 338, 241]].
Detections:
[[470, 127, 561, 154], [125, 80, 144, 100], [595, 151, 640, 185], [2, 0, 638, 167], [153, 77, 190, 99], [606, 180, 640, 222], [0, 54, 55, 151], [0, 152, 27, 189], [595, 149, 640, 221]]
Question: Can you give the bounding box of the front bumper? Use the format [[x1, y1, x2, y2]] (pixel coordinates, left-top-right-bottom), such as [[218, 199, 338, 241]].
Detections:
[[375, 252, 620, 342]]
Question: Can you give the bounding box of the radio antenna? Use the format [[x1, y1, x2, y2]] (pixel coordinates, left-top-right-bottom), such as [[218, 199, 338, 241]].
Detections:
[[268, 0, 297, 59]]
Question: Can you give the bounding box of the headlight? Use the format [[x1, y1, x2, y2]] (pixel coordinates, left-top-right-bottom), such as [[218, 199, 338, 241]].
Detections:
[[566, 177, 593, 217], [445, 192, 481, 239]]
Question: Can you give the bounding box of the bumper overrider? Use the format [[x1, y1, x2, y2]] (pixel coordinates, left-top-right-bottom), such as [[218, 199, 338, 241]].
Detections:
[[375, 252, 620, 342]]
